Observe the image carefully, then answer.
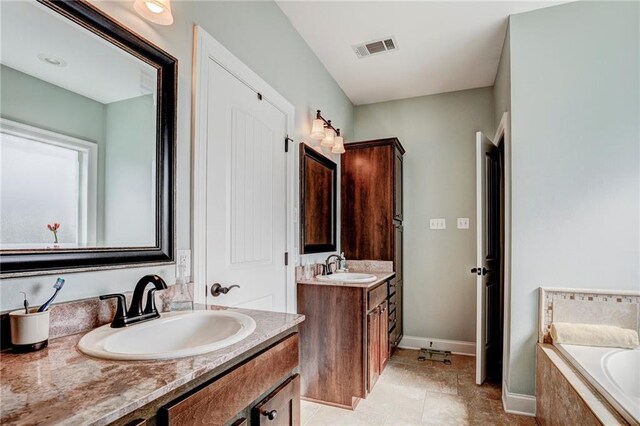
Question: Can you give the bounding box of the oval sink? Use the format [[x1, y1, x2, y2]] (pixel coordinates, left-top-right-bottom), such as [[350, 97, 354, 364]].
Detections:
[[315, 272, 377, 283], [78, 310, 256, 361]]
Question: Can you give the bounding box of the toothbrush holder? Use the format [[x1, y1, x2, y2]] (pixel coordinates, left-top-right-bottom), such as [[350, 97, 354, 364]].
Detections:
[[9, 308, 50, 353]]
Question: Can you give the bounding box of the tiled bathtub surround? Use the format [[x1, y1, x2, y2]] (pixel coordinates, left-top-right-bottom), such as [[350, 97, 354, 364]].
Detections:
[[536, 287, 640, 425], [538, 287, 640, 344], [536, 344, 627, 426], [0, 283, 194, 350]]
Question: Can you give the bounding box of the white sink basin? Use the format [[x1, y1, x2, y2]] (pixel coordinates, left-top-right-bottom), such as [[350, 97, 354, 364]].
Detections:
[[78, 310, 256, 361], [315, 272, 377, 283]]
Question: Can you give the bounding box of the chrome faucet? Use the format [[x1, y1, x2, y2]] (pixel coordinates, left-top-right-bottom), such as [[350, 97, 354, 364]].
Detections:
[[100, 274, 168, 328], [323, 254, 344, 275]]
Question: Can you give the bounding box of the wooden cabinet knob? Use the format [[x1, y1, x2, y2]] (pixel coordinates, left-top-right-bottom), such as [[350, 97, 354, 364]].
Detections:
[[262, 410, 278, 421]]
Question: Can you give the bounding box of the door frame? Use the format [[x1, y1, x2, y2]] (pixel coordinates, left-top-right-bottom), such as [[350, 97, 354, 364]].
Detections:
[[192, 26, 296, 312], [492, 112, 511, 400]]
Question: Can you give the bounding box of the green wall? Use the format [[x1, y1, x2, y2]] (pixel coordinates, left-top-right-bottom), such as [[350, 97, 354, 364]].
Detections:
[[508, 1, 639, 396], [104, 95, 156, 246]]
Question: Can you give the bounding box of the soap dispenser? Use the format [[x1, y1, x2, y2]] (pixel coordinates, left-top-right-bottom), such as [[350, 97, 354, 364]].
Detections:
[[169, 264, 193, 311], [339, 252, 347, 272]]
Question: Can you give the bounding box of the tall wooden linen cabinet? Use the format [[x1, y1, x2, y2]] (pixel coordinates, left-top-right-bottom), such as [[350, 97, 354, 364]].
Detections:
[[341, 138, 405, 351]]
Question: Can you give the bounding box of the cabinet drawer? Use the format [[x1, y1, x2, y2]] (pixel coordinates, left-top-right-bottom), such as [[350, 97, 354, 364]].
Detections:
[[389, 324, 399, 344], [368, 282, 388, 311], [252, 374, 300, 426], [388, 277, 397, 296], [388, 308, 396, 323], [160, 334, 299, 426], [388, 291, 397, 312]]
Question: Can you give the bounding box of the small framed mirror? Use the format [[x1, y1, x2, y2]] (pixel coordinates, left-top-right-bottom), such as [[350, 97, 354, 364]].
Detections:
[[299, 144, 337, 254], [0, 0, 176, 276]]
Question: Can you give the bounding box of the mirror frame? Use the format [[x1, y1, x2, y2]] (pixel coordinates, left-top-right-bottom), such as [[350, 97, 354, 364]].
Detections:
[[0, 0, 177, 277], [299, 144, 337, 254]]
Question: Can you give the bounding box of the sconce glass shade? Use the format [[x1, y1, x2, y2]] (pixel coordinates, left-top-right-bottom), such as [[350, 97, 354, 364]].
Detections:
[[321, 128, 335, 147], [310, 119, 326, 140], [134, 0, 174, 25], [331, 136, 345, 154]]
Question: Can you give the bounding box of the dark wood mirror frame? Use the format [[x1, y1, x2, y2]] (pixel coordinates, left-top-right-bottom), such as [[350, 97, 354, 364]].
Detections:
[[0, 0, 177, 277], [299, 144, 337, 254]]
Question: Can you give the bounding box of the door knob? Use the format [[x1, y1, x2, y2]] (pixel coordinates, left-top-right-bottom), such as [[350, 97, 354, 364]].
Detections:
[[470, 267, 491, 276], [210, 283, 240, 297], [262, 409, 278, 421]]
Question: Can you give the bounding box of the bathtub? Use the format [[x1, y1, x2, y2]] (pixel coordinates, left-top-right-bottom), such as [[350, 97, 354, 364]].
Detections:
[[556, 343, 640, 425]]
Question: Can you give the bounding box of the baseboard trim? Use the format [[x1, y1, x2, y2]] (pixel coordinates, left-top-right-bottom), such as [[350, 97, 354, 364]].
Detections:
[[502, 380, 536, 417], [398, 336, 475, 356]]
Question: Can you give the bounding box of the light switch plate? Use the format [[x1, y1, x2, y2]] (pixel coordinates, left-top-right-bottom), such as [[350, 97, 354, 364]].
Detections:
[[457, 218, 470, 229], [429, 218, 446, 230], [176, 249, 191, 278]]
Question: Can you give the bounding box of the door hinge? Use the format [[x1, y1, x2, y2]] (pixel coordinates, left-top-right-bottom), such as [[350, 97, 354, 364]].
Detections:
[[284, 252, 289, 266], [257, 92, 263, 101], [284, 136, 293, 152]]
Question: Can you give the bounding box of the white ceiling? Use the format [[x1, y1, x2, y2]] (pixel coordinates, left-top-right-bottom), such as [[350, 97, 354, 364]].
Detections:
[[1, 1, 155, 105], [277, 1, 566, 105]]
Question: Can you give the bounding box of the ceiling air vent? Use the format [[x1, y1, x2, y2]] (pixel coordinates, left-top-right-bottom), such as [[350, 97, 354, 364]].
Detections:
[[353, 36, 398, 59]]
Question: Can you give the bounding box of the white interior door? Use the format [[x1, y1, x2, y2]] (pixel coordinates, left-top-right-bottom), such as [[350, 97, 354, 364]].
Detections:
[[204, 59, 287, 312], [475, 131, 494, 385]]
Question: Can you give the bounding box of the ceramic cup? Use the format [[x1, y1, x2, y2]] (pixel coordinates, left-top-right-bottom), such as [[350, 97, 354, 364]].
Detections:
[[9, 308, 50, 352]]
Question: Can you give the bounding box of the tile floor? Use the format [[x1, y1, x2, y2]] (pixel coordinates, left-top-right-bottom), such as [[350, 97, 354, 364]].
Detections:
[[301, 348, 537, 426]]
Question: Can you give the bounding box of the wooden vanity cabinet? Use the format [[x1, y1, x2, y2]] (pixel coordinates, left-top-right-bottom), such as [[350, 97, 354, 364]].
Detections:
[[158, 334, 300, 426], [297, 279, 391, 409], [342, 138, 405, 353]]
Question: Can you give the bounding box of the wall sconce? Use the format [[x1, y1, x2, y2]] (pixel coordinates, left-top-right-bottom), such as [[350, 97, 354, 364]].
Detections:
[[134, 0, 174, 25], [309, 110, 345, 154]]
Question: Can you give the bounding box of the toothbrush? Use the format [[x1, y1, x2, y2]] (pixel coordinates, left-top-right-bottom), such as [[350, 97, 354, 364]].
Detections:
[[20, 292, 29, 314], [37, 278, 65, 312]]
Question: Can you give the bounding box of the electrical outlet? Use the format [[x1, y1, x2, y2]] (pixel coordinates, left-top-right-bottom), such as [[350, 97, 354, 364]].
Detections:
[[457, 218, 470, 229], [429, 218, 446, 230], [176, 249, 191, 279]]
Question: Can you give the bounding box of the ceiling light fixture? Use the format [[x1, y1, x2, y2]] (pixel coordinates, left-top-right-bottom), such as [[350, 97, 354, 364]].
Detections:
[[310, 110, 345, 155], [133, 0, 174, 25], [37, 54, 67, 67]]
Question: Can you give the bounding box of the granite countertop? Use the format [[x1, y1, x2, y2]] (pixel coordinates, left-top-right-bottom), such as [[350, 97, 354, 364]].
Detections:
[[0, 305, 304, 426], [297, 271, 395, 289]]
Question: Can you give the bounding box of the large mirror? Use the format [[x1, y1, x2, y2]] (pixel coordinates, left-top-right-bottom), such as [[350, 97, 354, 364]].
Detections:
[[299, 144, 337, 254], [0, 0, 176, 276]]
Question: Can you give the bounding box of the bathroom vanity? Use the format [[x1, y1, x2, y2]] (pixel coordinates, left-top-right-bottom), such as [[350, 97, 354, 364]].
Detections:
[[0, 305, 304, 426], [296, 271, 395, 409]]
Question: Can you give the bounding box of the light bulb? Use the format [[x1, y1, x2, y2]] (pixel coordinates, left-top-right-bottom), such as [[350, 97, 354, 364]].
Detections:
[[145, 1, 164, 13], [134, 0, 174, 25]]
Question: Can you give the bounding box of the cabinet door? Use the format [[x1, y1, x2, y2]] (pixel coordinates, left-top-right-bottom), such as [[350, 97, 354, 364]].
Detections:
[[394, 149, 403, 221], [379, 301, 389, 371], [252, 375, 300, 426], [394, 224, 403, 282], [367, 308, 380, 392]]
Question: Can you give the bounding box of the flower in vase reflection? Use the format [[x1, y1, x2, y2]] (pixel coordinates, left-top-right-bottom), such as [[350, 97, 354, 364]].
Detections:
[[47, 223, 60, 244]]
